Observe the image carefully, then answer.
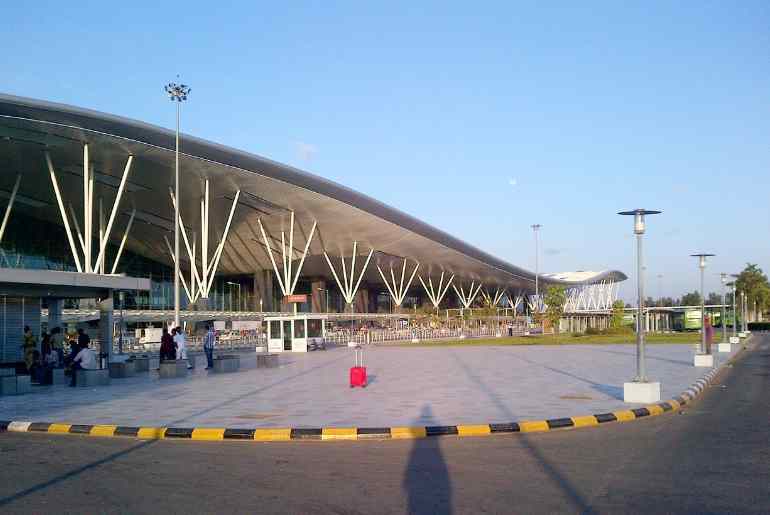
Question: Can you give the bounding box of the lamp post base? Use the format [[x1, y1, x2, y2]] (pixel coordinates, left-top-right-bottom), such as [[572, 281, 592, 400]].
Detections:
[[623, 381, 661, 404], [717, 343, 732, 353], [693, 354, 714, 367]]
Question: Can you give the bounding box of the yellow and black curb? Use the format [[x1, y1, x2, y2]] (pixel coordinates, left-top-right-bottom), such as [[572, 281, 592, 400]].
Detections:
[[0, 348, 738, 443]]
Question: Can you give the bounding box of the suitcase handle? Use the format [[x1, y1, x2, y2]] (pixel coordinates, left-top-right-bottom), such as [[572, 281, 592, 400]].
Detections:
[[354, 345, 363, 367]]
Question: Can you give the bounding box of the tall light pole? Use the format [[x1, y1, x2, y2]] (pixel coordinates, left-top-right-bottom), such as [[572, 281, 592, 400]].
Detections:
[[691, 253, 715, 359], [720, 273, 728, 344], [165, 80, 191, 327], [618, 209, 661, 403], [731, 282, 737, 337], [531, 224, 542, 313]]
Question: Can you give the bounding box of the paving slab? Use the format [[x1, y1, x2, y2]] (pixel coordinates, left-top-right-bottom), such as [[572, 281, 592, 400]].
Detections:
[[0, 343, 739, 428]]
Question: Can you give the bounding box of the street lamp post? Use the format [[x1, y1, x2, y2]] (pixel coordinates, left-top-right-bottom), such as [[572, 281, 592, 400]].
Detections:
[[164, 80, 191, 328], [531, 224, 541, 303], [720, 273, 728, 344], [618, 209, 661, 403], [731, 283, 737, 338], [691, 253, 715, 366]]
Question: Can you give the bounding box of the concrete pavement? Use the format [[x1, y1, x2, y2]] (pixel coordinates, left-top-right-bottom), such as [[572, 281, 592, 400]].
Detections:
[[0, 335, 766, 514]]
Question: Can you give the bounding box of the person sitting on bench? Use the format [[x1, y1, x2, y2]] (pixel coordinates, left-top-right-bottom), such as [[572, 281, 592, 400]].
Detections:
[[70, 342, 97, 387]]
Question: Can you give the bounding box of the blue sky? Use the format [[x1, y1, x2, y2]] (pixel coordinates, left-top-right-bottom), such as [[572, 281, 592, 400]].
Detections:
[[2, 2, 768, 301]]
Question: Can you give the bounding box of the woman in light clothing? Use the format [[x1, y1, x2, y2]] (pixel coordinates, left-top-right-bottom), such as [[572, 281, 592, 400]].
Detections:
[[174, 326, 193, 369]]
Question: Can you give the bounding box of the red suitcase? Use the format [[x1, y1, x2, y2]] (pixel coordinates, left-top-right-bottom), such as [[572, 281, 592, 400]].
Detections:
[[350, 346, 367, 387]]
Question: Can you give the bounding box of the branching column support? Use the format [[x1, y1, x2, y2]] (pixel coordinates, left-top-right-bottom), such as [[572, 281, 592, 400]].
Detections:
[[257, 212, 317, 297], [480, 287, 505, 308], [45, 146, 133, 274], [506, 294, 523, 313], [170, 181, 240, 300], [418, 271, 454, 310], [323, 241, 374, 309], [0, 174, 21, 246], [376, 258, 420, 307], [453, 281, 483, 310]]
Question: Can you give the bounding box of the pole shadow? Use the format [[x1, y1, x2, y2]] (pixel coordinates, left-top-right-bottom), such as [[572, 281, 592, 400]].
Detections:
[[403, 405, 453, 515]]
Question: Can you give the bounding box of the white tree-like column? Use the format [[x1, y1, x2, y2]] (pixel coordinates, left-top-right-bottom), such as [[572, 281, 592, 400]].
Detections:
[[323, 241, 374, 309], [418, 271, 454, 309], [453, 281, 483, 310], [480, 287, 505, 308], [256, 211, 317, 297], [376, 258, 420, 307]]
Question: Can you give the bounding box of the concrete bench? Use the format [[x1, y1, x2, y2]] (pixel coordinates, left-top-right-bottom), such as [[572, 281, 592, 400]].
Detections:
[[75, 368, 110, 387], [130, 356, 150, 373], [109, 361, 136, 378], [213, 355, 240, 373], [51, 368, 68, 385], [257, 354, 279, 368], [0, 374, 31, 395], [159, 360, 188, 379]]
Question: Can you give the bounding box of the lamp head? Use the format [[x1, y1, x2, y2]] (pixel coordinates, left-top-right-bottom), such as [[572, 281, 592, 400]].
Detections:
[[618, 209, 661, 235], [690, 253, 715, 269], [165, 81, 191, 102]]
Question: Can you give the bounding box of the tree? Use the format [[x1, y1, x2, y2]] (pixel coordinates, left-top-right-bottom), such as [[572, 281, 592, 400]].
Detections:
[[706, 292, 722, 306], [544, 285, 567, 334], [735, 264, 770, 317], [680, 291, 702, 306], [610, 300, 625, 328]]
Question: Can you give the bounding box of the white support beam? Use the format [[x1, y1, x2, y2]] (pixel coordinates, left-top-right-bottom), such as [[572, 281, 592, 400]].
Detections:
[[93, 155, 133, 273], [203, 190, 240, 298], [418, 271, 454, 309], [0, 174, 21, 245], [45, 152, 82, 272], [111, 209, 135, 274], [257, 218, 287, 296], [376, 258, 420, 307], [453, 281, 483, 310], [323, 242, 375, 306]]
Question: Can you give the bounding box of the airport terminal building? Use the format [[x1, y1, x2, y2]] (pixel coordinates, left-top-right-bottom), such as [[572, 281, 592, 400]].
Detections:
[[0, 94, 625, 362]]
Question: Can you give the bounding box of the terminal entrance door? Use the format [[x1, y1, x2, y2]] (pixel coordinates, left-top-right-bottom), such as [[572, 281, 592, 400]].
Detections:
[[282, 321, 292, 351]]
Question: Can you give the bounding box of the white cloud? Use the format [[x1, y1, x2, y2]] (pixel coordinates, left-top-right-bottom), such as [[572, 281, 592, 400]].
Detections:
[[508, 178, 517, 187]]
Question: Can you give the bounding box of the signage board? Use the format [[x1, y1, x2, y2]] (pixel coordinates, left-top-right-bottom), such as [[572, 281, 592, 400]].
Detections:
[[286, 294, 308, 303]]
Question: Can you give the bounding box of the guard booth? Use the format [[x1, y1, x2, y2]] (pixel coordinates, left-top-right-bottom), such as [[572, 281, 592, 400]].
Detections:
[[265, 315, 325, 353]]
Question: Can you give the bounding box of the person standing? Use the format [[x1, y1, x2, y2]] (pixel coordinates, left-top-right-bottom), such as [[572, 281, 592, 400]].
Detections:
[[174, 326, 192, 369], [203, 324, 215, 370], [21, 326, 37, 372], [50, 327, 65, 366], [159, 327, 175, 362]]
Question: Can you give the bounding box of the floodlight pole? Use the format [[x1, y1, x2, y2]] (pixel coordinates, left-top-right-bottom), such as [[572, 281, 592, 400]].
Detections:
[[618, 209, 661, 383], [732, 283, 737, 338], [165, 80, 190, 327], [531, 224, 541, 302], [691, 253, 714, 355]]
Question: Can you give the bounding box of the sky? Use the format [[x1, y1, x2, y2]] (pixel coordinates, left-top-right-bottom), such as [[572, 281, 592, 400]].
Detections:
[[2, 1, 768, 302]]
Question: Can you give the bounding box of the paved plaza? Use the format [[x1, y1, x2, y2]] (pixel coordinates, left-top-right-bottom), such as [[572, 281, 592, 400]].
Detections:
[[0, 343, 738, 428]]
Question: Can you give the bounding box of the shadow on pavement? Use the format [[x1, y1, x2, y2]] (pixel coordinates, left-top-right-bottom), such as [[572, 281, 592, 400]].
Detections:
[[0, 439, 156, 508], [449, 349, 593, 513], [403, 405, 452, 515], [513, 353, 624, 401]]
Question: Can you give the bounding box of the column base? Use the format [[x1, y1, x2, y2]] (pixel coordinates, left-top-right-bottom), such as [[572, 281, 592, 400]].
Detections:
[[693, 354, 714, 367], [717, 343, 732, 353], [624, 381, 661, 404], [729, 336, 740, 344]]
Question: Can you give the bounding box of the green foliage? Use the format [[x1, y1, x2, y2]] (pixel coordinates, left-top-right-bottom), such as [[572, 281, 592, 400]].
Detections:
[[735, 263, 770, 314], [680, 291, 702, 306], [610, 300, 625, 328], [544, 285, 567, 334]]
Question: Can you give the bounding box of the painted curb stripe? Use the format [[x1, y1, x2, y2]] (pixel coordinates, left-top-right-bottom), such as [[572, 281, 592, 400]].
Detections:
[[571, 415, 599, 428], [645, 405, 664, 416], [90, 425, 117, 437], [594, 413, 617, 423], [115, 426, 140, 437], [191, 428, 225, 441], [457, 424, 491, 436], [0, 421, 10, 432], [519, 420, 549, 433], [28, 422, 51, 432], [547, 418, 574, 429], [137, 427, 166, 439], [223, 428, 256, 440], [489, 422, 520, 433], [357, 427, 391, 438], [48, 423, 73, 434], [426, 426, 458, 437], [631, 408, 650, 418], [164, 427, 193, 439], [8, 421, 31, 432], [321, 428, 358, 441], [613, 410, 636, 422], [290, 428, 322, 440], [253, 428, 290, 441], [69, 424, 93, 434], [659, 402, 673, 412], [391, 426, 427, 439]]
